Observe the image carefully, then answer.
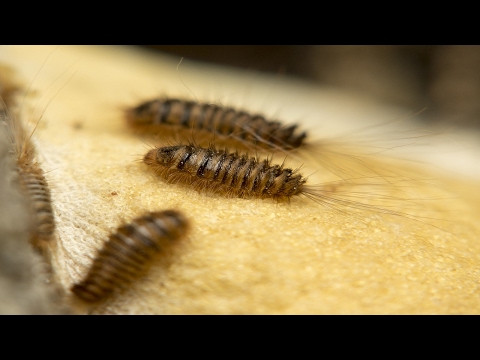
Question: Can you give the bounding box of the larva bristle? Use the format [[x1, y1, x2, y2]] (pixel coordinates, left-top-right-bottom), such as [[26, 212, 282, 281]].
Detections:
[[71, 210, 190, 305], [126, 98, 307, 151], [143, 144, 307, 201], [17, 162, 55, 250]]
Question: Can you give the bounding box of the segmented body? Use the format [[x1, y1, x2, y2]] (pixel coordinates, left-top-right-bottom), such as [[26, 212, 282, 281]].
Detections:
[[17, 163, 55, 249], [126, 98, 307, 150], [71, 210, 189, 304], [143, 145, 306, 201], [1, 67, 55, 250]]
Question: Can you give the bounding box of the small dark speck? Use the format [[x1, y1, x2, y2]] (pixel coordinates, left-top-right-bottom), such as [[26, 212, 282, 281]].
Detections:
[[72, 121, 83, 130], [111, 191, 118, 196]]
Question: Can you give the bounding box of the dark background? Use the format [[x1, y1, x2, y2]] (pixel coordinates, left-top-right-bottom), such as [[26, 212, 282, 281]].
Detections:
[[141, 45, 480, 128]]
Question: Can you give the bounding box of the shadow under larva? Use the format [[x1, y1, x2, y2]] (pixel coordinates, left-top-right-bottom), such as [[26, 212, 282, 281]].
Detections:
[[70, 210, 189, 309]]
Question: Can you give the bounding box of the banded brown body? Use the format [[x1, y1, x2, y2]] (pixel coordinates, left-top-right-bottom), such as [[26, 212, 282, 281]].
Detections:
[[0, 73, 56, 252], [143, 144, 436, 223], [144, 144, 309, 201], [71, 210, 190, 304], [17, 162, 55, 250], [126, 98, 307, 150]]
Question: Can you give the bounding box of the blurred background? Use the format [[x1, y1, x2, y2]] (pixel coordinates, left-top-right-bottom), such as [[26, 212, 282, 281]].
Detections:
[[141, 45, 480, 128]]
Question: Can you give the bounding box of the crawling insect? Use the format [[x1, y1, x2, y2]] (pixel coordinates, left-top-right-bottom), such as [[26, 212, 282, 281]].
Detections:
[[71, 210, 190, 305], [144, 144, 306, 201], [126, 98, 307, 151], [142, 143, 424, 220], [16, 160, 55, 250], [1, 76, 55, 253]]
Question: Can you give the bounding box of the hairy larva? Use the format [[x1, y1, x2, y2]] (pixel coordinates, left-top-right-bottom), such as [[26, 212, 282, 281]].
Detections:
[[126, 98, 307, 151], [0, 72, 56, 253], [142, 144, 422, 220], [3, 76, 55, 250], [16, 161, 55, 250], [0, 58, 72, 314], [71, 210, 190, 304], [144, 144, 306, 200]]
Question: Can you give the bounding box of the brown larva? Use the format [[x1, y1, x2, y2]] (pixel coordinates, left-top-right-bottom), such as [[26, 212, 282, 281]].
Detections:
[[10, 131, 56, 253], [1, 74, 56, 253], [143, 144, 305, 201], [126, 98, 307, 151], [16, 161, 55, 251], [143, 144, 417, 218], [70, 210, 190, 305]]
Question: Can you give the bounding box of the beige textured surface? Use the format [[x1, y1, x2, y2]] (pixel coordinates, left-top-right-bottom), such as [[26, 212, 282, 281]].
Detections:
[[1, 45, 480, 314]]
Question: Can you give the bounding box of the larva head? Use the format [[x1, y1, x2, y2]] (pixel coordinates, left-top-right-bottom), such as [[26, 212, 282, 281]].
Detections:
[[143, 146, 182, 167]]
